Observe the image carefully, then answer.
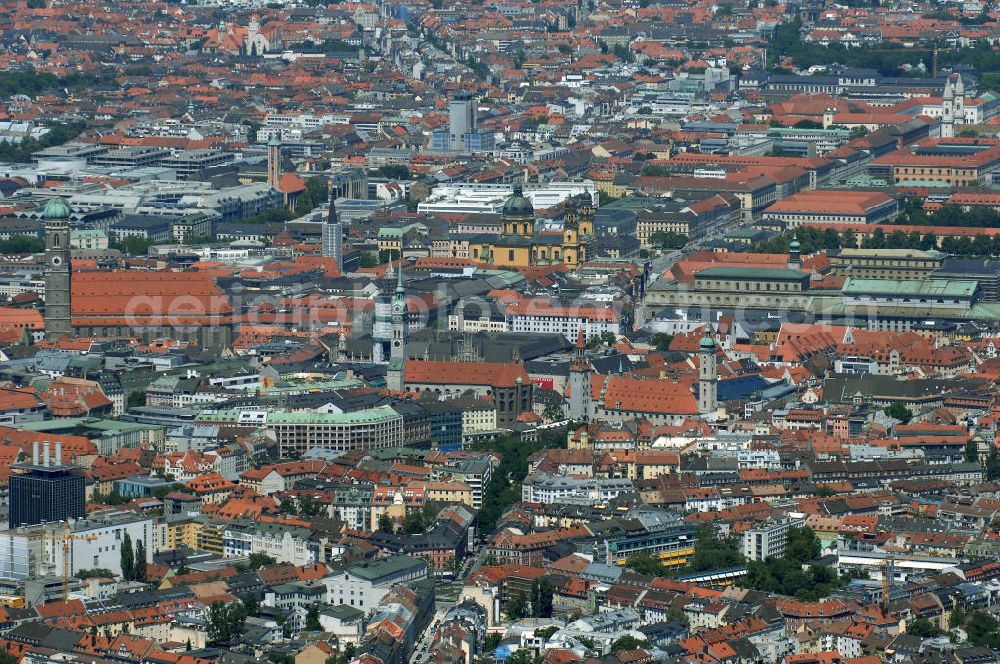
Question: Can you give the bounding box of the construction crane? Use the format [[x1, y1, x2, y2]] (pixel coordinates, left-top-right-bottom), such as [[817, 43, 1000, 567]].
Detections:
[[26, 522, 98, 601]]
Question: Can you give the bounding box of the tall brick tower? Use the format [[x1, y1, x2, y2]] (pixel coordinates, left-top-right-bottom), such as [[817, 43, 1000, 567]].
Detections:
[[43, 197, 72, 339]]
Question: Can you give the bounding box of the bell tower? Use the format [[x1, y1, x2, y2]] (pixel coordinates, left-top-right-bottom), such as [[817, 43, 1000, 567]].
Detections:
[[386, 259, 408, 392], [43, 197, 72, 339], [941, 75, 955, 139], [390, 261, 408, 361], [568, 329, 592, 421], [267, 133, 281, 189], [698, 326, 718, 416]]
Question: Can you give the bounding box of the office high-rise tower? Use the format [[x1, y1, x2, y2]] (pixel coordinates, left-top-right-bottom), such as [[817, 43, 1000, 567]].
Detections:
[[10, 441, 85, 528], [431, 92, 493, 154], [323, 196, 344, 268], [449, 92, 475, 149]]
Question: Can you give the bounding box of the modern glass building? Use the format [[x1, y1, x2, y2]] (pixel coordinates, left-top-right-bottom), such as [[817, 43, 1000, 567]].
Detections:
[[10, 464, 86, 528]]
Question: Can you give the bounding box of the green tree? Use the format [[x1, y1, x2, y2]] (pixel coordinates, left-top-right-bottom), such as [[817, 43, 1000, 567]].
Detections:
[[641, 164, 670, 177], [294, 176, 331, 216], [611, 43, 634, 63], [374, 165, 409, 179], [242, 208, 295, 224], [667, 604, 689, 624], [305, 604, 321, 631], [0, 120, 88, 163], [785, 526, 821, 564], [279, 496, 297, 514], [950, 605, 966, 629], [542, 403, 564, 421], [120, 533, 134, 582], [863, 227, 886, 250], [243, 593, 260, 617], [153, 483, 181, 500], [403, 508, 434, 534], [885, 402, 913, 424], [965, 440, 979, 464], [77, 568, 115, 580], [133, 540, 146, 582], [688, 524, 743, 571], [377, 513, 394, 532], [626, 550, 670, 577], [598, 190, 620, 206], [206, 600, 248, 643], [507, 651, 543, 664], [126, 391, 146, 409], [966, 611, 1000, 648], [841, 228, 858, 248], [471, 430, 567, 534], [113, 236, 157, 256], [92, 488, 129, 506], [649, 231, 689, 249], [985, 446, 1000, 481], [299, 495, 324, 517], [505, 591, 528, 620], [611, 635, 650, 652], [650, 332, 673, 351], [0, 235, 44, 253], [908, 617, 943, 638], [531, 578, 553, 618], [247, 552, 276, 569], [325, 643, 357, 664]]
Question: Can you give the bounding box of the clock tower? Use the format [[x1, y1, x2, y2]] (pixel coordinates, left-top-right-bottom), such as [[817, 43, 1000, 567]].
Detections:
[[42, 197, 72, 339], [390, 261, 408, 362], [386, 259, 408, 392]]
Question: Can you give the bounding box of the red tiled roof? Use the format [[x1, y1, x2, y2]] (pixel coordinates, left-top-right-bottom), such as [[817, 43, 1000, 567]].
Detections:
[[404, 360, 529, 388]]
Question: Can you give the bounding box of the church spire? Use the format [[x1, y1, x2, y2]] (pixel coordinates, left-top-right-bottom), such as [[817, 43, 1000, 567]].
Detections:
[[787, 232, 802, 270], [396, 252, 405, 297]]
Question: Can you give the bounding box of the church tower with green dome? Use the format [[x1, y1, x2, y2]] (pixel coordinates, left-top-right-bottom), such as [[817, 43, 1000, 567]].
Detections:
[[698, 326, 718, 416], [501, 184, 534, 239], [42, 197, 72, 339], [787, 233, 802, 271]]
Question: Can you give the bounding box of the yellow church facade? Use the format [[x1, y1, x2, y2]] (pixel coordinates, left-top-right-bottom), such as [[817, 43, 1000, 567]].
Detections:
[[470, 186, 594, 268]]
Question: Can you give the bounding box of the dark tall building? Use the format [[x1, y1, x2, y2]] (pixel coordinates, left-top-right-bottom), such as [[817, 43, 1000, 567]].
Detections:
[[9, 441, 85, 528]]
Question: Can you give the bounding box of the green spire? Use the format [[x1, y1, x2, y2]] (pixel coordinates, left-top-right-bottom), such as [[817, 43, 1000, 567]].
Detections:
[[395, 251, 404, 296], [700, 326, 716, 351]]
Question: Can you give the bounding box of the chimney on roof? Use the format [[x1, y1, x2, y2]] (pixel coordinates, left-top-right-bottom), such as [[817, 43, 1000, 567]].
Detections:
[[43, 441, 50, 468], [55, 442, 62, 466], [32, 441, 39, 466]]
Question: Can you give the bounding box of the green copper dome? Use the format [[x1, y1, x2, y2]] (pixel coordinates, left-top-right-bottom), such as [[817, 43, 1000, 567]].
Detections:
[[41, 197, 71, 220], [501, 184, 533, 218], [700, 328, 716, 350]]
